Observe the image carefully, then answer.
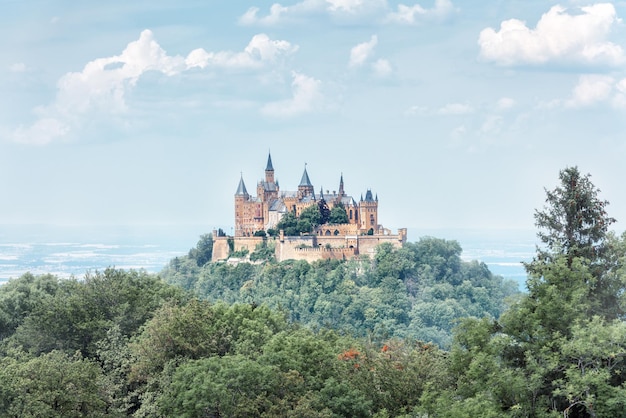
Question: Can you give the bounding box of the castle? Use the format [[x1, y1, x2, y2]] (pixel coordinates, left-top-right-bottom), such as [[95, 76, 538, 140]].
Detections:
[[212, 153, 406, 262]]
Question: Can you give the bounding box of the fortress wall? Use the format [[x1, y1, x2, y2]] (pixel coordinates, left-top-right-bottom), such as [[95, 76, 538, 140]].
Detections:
[[212, 237, 230, 261], [212, 228, 407, 262]]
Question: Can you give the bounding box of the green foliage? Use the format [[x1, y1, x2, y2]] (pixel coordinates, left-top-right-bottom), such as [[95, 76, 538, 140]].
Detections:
[[318, 199, 331, 224], [250, 240, 276, 262], [186, 233, 213, 266], [163, 238, 518, 348], [329, 202, 349, 224], [0, 350, 108, 417], [421, 167, 626, 418], [5, 268, 186, 357], [0, 273, 59, 340]]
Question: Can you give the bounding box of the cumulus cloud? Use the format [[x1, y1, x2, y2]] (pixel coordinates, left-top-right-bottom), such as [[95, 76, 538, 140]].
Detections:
[[240, 0, 451, 25], [261, 72, 323, 117], [565, 74, 616, 107], [478, 3, 625, 67], [348, 35, 392, 76], [349, 35, 378, 67], [186, 34, 298, 69], [239, 0, 333, 25], [12, 118, 70, 145], [12, 30, 298, 145], [386, 0, 456, 24], [372, 59, 392, 77]]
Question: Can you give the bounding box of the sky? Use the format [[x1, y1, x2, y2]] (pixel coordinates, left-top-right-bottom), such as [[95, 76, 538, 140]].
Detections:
[[2, 0, 626, 237]]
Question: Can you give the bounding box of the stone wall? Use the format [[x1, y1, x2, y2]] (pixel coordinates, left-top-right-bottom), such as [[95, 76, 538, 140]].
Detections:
[[212, 228, 407, 262]]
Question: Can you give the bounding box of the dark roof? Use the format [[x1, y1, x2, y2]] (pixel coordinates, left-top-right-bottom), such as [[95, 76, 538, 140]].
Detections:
[[266, 153, 274, 171], [259, 181, 278, 192], [235, 176, 248, 196], [299, 166, 313, 187], [364, 189, 374, 201]]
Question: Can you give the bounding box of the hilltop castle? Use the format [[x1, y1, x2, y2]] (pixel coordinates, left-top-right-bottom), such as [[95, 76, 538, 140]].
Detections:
[[212, 153, 406, 262]]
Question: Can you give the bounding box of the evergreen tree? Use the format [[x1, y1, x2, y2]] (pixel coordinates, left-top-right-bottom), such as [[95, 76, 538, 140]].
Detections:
[[527, 166, 615, 273]]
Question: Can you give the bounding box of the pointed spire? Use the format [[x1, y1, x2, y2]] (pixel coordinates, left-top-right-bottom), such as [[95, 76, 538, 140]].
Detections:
[[339, 173, 345, 196], [235, 174, 248, 196], [365, 189, 374, 201], [265, 152, 274, 171], [319, 186, 324, 200], [299, 163, 312, 187], [375, 193, 378, 201]]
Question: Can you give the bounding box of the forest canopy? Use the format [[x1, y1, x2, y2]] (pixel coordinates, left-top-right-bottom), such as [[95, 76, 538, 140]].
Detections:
[[0, 166, 624, 417]]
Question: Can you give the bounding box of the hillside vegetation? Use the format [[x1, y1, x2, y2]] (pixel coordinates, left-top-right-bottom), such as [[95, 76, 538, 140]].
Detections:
[[161, 237, 519, 348], [0, 166, 625, 417]]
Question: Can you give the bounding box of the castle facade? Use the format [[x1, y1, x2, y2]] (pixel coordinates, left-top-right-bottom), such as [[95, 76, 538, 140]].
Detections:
[[212, 153, 406, 262]]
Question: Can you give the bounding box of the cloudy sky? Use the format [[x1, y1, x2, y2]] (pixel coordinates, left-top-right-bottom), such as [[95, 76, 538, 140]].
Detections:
[[2, 0, 626, 236]]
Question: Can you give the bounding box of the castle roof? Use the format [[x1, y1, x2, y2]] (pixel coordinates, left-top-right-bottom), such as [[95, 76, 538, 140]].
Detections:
[[259, 181, 278, 192], [364, 189, 375, 202], [266, 153, 274, 171], [235, 175, 249, 196], [299, 166, 313, 188]]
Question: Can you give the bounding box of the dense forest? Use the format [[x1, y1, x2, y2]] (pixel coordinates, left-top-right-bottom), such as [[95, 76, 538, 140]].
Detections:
[[161, 236, 518, 348], [1, 166, 626, 417]]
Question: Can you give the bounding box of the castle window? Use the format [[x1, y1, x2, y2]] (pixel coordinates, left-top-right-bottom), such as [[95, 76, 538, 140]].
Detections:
[[325, 230, 331, 236], [370, 214, 375, 225], [349, 210, 353, 219], [334, 230, 339, 236]]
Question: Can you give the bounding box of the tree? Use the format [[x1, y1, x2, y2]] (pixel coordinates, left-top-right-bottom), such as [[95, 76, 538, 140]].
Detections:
[[318, 199, 331, 224], [0, 350, 108, 417], [528, 166, 615, 273], [299, 204, 322, 232], [187, 233, 213, 267], [525, 166, 623, 320], [329, 203, 349, 224]]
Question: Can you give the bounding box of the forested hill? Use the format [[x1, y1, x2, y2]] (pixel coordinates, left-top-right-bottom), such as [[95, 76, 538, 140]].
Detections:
[[161, 236, 520, 348], [2, 167, 626, 417]]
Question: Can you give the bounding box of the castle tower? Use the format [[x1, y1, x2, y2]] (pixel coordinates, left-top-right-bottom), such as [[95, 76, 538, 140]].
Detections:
[[234, 174, 249, 237], [298, 164, 314, 199], [265, 152, 275, 184], [258, 152, 279, 203], [359, 189, 378, 233]]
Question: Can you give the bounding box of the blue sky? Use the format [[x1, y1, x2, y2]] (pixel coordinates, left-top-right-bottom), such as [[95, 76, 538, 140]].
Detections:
[[2, 0, 626, 236]]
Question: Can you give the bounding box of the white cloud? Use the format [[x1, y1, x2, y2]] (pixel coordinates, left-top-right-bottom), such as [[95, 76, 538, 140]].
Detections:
[[349, 35, 378, 67], [13, 118, 70, 145], [386, 0, 456, 24], [437, 102, 473, 115], [239, 0, 327, 25], [239, 4, 291, 26], [11, 30, 297, 144], [372, 58, 392, 77], [261, 72, 323, 117], [327, 0, 386, 13], [478, 3, 625, 67], [9, 63, 27, 73], [614, 78, 626, 108], [186, 34, 298, 69], [565, 74, 615, 107], [240, 0, 453, 25], [496, 97, 516, 110]]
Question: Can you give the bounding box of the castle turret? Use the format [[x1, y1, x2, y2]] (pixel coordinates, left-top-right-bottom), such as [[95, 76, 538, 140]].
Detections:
[[359, 189, 378, 233], [235, 174, 250, 237], [298, 164, 314, 198], [265, 152, 275, 184]]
